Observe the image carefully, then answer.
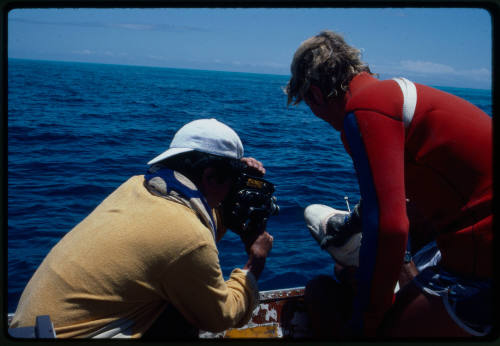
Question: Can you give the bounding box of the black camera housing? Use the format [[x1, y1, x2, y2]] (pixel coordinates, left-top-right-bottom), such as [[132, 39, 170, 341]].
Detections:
[[222, 170, 279, 235]]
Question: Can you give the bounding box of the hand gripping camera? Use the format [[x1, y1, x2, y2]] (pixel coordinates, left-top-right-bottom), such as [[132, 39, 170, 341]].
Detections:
[[222, 167, 279, 236]]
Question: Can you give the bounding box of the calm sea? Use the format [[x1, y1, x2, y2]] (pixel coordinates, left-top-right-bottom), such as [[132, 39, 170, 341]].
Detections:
[[7, 58, 492, 313]]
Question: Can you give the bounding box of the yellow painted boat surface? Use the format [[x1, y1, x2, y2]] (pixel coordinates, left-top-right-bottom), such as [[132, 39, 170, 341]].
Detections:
[[199, 287, 311, 339]]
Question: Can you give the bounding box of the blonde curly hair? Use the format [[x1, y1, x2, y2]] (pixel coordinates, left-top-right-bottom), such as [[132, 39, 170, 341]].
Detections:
[[285, 30, 372, 106]]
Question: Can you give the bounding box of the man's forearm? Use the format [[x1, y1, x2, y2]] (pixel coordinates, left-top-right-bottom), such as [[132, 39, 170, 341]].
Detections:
[[243, 255, 266, 280], [240, 230, 273, 280]]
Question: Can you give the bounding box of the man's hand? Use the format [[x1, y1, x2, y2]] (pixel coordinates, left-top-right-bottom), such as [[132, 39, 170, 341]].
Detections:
[[242, 231, 273, 280], [398, 260, 418, 289], [247, 231, 273, 258], [241, 157, 266, 176]]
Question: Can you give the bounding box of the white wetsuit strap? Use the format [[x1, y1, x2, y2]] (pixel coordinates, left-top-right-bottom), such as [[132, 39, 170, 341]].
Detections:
[[392, 77, 417, 128]]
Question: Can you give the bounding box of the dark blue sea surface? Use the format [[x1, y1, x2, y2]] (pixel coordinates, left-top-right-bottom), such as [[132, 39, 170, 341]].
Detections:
[[7, 58, 492, 313]]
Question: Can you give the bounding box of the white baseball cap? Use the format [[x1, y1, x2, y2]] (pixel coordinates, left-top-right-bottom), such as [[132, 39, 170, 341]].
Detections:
[[148, 118, 244, 165]]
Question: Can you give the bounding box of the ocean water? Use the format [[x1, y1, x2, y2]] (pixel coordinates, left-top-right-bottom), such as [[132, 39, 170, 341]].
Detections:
[[7, 58, 492, 313]]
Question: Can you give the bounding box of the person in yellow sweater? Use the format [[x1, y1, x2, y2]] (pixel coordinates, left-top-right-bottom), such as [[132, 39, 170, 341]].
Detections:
[[10, 118, 274, 339]]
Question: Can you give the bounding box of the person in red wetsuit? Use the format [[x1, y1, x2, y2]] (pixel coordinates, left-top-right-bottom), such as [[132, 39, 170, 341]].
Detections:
[[286, 30, 492, 338]]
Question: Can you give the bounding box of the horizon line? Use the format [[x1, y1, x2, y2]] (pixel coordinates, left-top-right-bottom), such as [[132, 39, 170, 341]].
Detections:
[[8, 57, 291, 78], [8, 57, 493, 92]]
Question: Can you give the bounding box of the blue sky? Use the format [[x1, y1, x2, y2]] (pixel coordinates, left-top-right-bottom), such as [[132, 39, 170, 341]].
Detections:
[[8, 7, 492, 89]]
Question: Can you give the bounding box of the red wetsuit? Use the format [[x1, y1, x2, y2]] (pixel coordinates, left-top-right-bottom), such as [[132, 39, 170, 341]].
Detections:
[[340, 72, 492, 335]]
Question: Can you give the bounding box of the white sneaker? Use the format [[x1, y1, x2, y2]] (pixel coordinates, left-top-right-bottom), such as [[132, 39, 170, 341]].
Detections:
[[304, 204, 361, 267]]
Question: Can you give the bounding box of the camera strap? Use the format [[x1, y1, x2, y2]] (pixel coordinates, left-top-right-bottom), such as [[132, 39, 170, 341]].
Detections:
[[144, 166, 216, 241]]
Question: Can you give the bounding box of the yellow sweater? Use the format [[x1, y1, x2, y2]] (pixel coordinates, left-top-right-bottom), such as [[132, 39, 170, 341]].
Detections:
[[11, 175, 259, 338]]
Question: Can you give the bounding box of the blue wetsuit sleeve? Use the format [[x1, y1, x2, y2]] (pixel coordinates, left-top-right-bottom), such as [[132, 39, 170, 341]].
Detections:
[[342, 112, 380, 333]]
